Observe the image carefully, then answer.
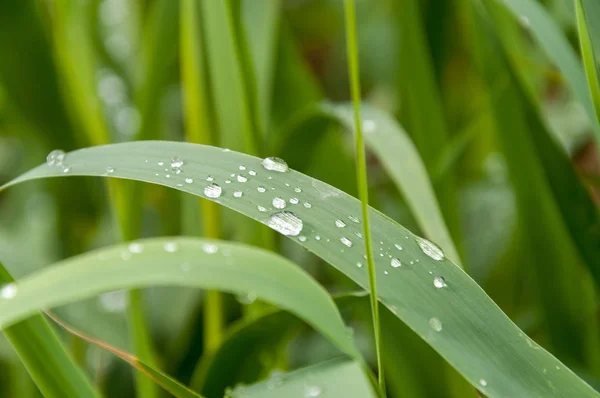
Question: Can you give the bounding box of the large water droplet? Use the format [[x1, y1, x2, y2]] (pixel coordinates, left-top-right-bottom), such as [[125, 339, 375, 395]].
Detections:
[[170, 156, 184, 168], [417, 237, 444, 260], [272, 197, 286, 209], [261, 156, 289, 172], [46, 149, 66, 166], [233, 190, 243, 198], [267, 211, 303, 236], [0, 283, 17, 300], [304, 385, 322, 397], [237, 174, 248, 183], [479, 379, 488, 387], [340, 237, 353, 247], [433, 276, 447, 289], [429, 317, 442, 332], [204, 183, 222, 198], [335, 220, 346, 228], [203, 243, 218, 254], [391, 258, 401, 268]]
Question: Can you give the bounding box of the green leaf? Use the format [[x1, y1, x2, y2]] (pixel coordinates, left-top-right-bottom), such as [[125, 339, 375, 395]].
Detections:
[[0, 236, 360, 361], [2, 141, 598, 396], [576, 0, 600, 124], [0, 264, 98, 398], [494, 0, 600, 152], [226, 357, 377, 398]]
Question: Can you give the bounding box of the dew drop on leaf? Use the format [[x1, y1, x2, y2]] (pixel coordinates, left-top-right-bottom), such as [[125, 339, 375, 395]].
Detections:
[[202, 243, 218, 254], [304, 385, 322, 397], [258, 205, 267, 212], [239, 165, 246, 171], [128, 242, 143, 254], [267, 211, 303, 236], [164, 242, 178, 253], [206, 176, 214, 182], [433, 276, 447, 289], [249, 170, 257, 176], [340, 237, 353, 247], [394, 243, 403, 251], [289, 197, 299, 204], [272, 197, 286, 209], [233, 190, 243, 198], [335, 220, 346, 228], [294, 187, 302, 193], [257, 186, 266, 193], [261, 156, 289, 172], [348, 215, 359, 223], [0, 283, 17, 300], [237, 174, 248, 183], [417, 237, 444, 260], [429, 317, 442, 332], [185, 178, 193, 184], [479, 379, 488, 387], [304, 202, 312, 208], [62, 165, 71, 173], [46, 149, 66, 166], [204, 183, 222, 198], [106, 166, 115, 174], [170, 156, 184, 168], [391, 258, 401, 268]]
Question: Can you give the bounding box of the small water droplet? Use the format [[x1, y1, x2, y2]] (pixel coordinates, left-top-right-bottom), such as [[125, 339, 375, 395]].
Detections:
[[429, 317, 442, 332], [391, 258, 401, 268], [433, 276, 447, 289], [272, 197, 286, 209], [204, 183, 222, 198], [355, 232, 363, 238], [394, 243, 403, 251], [237, 291, 257, 305], [173, 168, 182, 175], [206, 176, 214, 182], [239, 165, 246, 171], [223, 148, 231, 152], [417, 237, 444, 260], [164, 242, 178, 252], [298, 235, 307, 242], [233, 190, 243, 198], [225, 180, 231, 184], [304, 385, 322, 397], [46, 149, 66, 166], [62, 165, 71, 173], [340, 237, 353, 247], [257, 186, 266, 193], [249, 170, 257, 176], [258, 205, 267, 212], [289, 197, 299, 204], [106, 166, 115, 174], [304, 202, 312, 208], [0, 283, 17, 299], [294, 187, 302, 193], [384, 270, 389, 275], [315, 235, 321, 241], [128, 242, 143, 254], [261, 156, 289, 172], [237, 174, 248, 183], [166, 174, 171, 178], [185, 178, 193, 184], [479, 379, 487, 387], [335, 220, 346, 228], [356, 262, 363, 268], [348, 215, 359, 223], [203, 243, 218, 254], [170, 156, 184, 168], [158, 161, 164, 166], [267, 211, 303, 236], [285, 183, 290, 187]]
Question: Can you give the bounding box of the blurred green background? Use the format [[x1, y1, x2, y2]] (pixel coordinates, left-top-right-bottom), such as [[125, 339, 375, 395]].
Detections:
[[0, 0, 599, 397]]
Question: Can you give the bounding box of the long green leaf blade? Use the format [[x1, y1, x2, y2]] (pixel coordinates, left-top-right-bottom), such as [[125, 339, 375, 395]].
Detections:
[[577, 0, 600, 124], [1, 141, 597, 396]]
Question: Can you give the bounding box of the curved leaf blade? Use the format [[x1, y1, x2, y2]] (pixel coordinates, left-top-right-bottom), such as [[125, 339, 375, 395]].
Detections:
[[2, 141, 598, 397]]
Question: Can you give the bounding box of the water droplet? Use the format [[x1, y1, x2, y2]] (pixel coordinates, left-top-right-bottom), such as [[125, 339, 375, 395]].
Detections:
[[128, 242, 143, 254], [267, 211, 303, 236], [165, 174, 171, 178], [204, 183, 222, 198], [164, 242, 178, 252], [391, 258, 401, 268], [249, 170, 257, 176], [479, 379, 487, 387], [223, 148, 231, 152], [355, 232, 363, 238], [363, 119, 376, 133], [158, 161, 164, 166], [261, 156, 289, 172], [257, 186, 266, 193], [298, 235, 307, 242], [394, 243, 403, 251], [272, 197, 286, 209], [258, 205, 267, 212], [433, 276, 447, 289], [239, 165, 246, 171], [303, 202, 312, 208], [233, 190, 243, 198], [185, 178, 193, 184], [384, 270, 389, 275], [106, 166, 115, 174], [285, 183, 290, 187], [62, 165, 71, 173], [172, 168, 182, 175], [0, 283, 17, 299], [46, 149, 66, 166], [304, 385, 322, 397], [417, 237, 444, 260], [340, 237, 353, 247], [206, 176, 214, 182], [429, 317, 442, 332], [348, 215, 359, 223], [203, 243, 218, 254], [335, 220, 346, 228], [237, 174, 248, 183], [237, 291, 257, 305], [225, 180, 231, 184], [356, 262, 363, 268], [170, 156, 184, 168], [294, 187, 302, 193], [315, 235, 321, 241], [290, 197, 299, 205]]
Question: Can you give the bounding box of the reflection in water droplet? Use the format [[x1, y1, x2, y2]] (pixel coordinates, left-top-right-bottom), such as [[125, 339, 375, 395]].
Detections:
[[394, 243, 403, 251], [128, 243, 143, 254], [206, 176, 214, 182], [62, 165, 71, 173], [106, 166, 115, 174], [315, 235, 321, 241], [290, 197, 299, 205], [417, 237, 444, 260], [340, 237, 353, 247], [429, 317, 442, 332], [348, 215, 359, 223], [356, 262, 363, 268], [170, 157, 184, 168], [267, 211, 303, 236], [391, 258, 401, 268], [335, 220, 346, 228], [185, 178, 193, 184], [261, 156, 289, 172], [0, 283, 17, 300], [239, 165, 246, 171], [233, 190, 243, 198], [294, 187, 302, 193], [479, 379, 487, 387], [237, 174, 248, 183], [164, 242, 178, 252], [203, 243, 218, 254], [304, 202, 312, 208], [249, 170, 257, 176], [433, 276, 447, 289], [204, 183, 222, 198], [272, 197, 286, 209], [257, 186, 266, 193], [46, 149, 66, 166]]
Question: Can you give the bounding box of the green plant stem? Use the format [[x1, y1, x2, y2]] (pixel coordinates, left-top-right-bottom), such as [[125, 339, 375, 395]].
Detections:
[[576, 0, 600, 124], [343, 1, 385, 396], [180, 0, 224, 352]]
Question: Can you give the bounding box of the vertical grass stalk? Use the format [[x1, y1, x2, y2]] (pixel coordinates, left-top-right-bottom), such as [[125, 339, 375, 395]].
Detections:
[[575, 0, 600, 125], [343, 0, 385, 395]]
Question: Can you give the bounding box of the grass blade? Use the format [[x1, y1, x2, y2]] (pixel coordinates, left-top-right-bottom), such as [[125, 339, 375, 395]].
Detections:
[[342, 0, 384, 394], [225, 357, 377, 398], [1, 141, 598, 396], [576, 0, 600, 124], [0, 264, 98, 398]]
